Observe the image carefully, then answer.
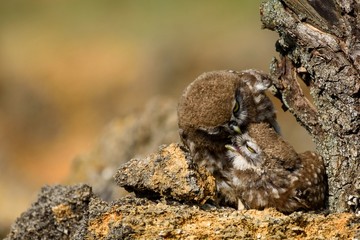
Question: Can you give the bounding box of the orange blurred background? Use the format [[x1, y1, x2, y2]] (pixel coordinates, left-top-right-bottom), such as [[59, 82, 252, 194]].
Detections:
[[0, 0, 314, 232]]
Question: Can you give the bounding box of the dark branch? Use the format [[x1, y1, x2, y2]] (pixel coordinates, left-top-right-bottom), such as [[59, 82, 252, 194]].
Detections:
[[270, 56, 321, 136]]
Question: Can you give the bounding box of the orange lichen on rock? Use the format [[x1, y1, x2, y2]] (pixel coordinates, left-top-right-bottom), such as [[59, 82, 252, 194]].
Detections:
[[84, 196, 359, 239], [51, 203, 75, 222], [5, 147, 360, 239]]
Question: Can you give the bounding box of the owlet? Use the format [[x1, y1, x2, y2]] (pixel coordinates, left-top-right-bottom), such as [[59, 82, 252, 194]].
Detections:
[[226, 122, 327, 213], [177, 70, 279, 207]]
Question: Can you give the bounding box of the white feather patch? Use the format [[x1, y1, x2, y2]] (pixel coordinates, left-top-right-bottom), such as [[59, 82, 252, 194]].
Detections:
[[232, 154, 254, 170], [271, 188, 280, 199], [253, 94, 263, 104], [254, 82, 268, 91]]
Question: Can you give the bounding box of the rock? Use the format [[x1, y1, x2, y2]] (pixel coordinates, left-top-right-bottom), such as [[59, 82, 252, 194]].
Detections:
[[5, 184, 360, 239], [84, 197, 360, 240], [114, 143, 216, 204], [5, 184, 92, 240]]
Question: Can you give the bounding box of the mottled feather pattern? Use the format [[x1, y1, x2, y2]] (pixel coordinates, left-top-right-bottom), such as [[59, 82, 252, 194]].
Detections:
[[228, 123, 326, 212], [177, 70, 326, 212], [177, 70, 280, 207]]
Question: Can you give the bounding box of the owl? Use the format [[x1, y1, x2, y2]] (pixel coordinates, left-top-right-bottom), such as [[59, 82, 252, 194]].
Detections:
[[226, 122, 327, 213], [177, 70, 279, 207]]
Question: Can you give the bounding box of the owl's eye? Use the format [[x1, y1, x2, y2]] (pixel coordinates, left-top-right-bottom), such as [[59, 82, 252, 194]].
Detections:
[[233, 100, 240, 114], [246, 143, 256, 154]]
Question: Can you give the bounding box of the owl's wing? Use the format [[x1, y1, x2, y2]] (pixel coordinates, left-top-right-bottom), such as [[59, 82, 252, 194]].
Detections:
[[292, 151, 327, 210]]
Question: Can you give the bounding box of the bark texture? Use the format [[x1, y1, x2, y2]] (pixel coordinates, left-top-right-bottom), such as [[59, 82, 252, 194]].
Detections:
[[261, 0, 360, 212]]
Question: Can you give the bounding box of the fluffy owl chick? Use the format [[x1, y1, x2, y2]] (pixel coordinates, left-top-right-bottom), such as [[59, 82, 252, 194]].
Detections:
[[226, 122, 327, 213], [177, 70, 278, 207]]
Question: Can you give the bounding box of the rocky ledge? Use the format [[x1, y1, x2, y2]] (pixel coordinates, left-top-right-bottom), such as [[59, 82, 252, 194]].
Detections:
[[5, 143, 360, 239]]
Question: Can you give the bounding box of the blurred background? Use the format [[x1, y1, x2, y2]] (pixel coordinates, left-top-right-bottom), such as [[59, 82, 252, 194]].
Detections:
[[0, 0, 315, 234]]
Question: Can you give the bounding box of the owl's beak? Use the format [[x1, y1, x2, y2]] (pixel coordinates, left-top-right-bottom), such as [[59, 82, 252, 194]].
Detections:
[[232, 125, 242, 134], [225, 144, 237, 152]]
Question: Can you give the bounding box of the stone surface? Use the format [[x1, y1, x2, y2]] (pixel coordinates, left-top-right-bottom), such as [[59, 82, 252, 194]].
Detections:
[[5, 184, 92, 240], [5, 143, 360, 239], [5, 184, 360, 239], [84, 196, 360, 240], [114, 143, 216, 204]]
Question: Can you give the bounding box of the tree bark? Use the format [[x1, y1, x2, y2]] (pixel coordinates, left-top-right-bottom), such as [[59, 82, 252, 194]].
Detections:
[[261, 0, 360, 212]]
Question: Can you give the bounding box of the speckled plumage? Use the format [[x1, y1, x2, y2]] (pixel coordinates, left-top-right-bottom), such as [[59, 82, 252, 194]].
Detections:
[[177, 70, 279, 207], [227, 123, 327, 213]]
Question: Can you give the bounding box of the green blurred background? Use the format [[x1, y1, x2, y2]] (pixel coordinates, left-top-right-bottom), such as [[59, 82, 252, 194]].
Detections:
[[0, 0, 314, 233]]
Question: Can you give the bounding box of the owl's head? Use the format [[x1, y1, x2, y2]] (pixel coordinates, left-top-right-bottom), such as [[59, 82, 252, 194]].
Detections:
[[226, 126, 264, 171], [226, 122, 299, 171], [178, 70, 258, 140]]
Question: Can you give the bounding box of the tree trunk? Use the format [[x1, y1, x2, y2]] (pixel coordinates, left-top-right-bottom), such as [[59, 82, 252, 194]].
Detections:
[[260, 0, 360, 212]]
